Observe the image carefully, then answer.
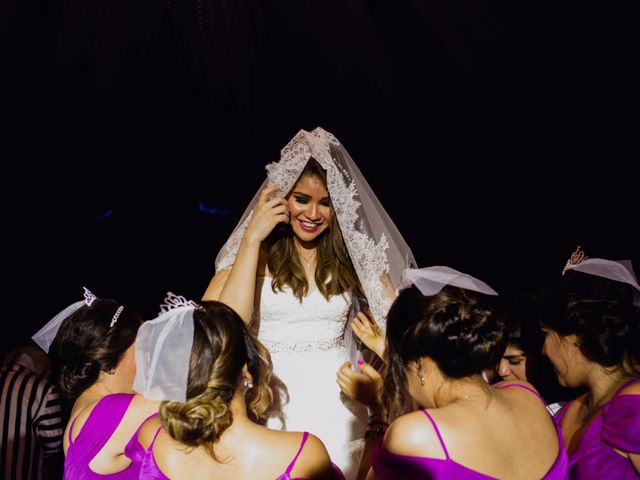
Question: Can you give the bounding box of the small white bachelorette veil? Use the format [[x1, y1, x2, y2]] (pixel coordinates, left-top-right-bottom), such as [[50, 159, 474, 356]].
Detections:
[[133, 293, 198, 402]]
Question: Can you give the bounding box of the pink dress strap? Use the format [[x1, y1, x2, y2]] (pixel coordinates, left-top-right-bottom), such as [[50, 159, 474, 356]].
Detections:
[[124, 412, 159, 461], [283, 431, 310, 476], [421, 409, 450, 459], [496, 383, 547, 405], [149, 427, 163, 449]]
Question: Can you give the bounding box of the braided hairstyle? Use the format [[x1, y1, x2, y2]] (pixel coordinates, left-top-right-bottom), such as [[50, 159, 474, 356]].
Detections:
[[159, 301, 272, 460], [384, 285, 505, 415]]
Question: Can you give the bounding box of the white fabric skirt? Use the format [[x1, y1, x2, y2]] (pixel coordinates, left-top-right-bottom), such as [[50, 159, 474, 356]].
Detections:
[[265, 347, 367, 480]]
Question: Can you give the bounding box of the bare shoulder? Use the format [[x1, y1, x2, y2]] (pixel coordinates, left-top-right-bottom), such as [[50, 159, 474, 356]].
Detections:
[[493, 379, 538, 392], [137, 415, 162, 449], [129, 394, 160, 417], [383, 410, 445, 459], [148, 428, 194, 478], [493, 380, 545, 403], [288, 432, 335, 480], [619, 379, 640, 396]]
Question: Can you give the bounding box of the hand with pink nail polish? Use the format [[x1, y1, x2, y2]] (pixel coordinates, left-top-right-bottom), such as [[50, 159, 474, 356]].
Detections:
[[336, 361, 384, 412]]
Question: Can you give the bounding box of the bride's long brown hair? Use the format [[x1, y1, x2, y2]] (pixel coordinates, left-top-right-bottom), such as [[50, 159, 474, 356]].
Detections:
[[265, 158, 362, 301]]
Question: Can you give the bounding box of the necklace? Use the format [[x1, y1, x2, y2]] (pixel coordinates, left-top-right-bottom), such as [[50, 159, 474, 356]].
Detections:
[[297, 249, 316, 270]]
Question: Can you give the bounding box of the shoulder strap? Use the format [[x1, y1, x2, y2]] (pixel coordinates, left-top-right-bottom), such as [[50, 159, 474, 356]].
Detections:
[[67, 393, 135, 455], [132, 412, 160, 442], [496, 383, 547, 405], [124, 411, 160, 457], [148, 427, 163, 452], [67, 415, 78, 445], [613, 377, 640, 397], [421, 410, 449, 459], [284, 431, 310, 475]]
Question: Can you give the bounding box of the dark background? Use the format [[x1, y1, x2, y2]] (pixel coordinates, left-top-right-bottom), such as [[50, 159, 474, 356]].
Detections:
[[2, 0, 637, 352]]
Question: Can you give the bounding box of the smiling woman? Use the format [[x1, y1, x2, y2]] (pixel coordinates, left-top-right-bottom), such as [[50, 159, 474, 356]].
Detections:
[[288, 175, 331, 242], [201, 127, 416, 479]]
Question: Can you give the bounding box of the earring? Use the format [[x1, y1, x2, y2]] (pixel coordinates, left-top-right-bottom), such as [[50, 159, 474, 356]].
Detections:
[[108, 368, 116, 375], [243, 378, 253, 390], [417, 361, 425, 386]]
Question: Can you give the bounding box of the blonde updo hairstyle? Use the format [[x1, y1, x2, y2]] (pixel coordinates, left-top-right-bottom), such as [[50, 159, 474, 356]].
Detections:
[[160, 301, 272, 459]]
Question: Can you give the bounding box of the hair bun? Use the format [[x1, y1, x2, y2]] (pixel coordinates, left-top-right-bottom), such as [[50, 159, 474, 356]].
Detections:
[[161, 389, 234, 447]]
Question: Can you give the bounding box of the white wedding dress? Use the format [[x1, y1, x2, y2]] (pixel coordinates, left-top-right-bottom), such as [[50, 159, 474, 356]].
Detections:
[[253, 277, 367, 480]]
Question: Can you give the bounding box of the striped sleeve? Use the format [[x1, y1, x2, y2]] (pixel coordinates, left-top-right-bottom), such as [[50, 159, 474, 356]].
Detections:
[[2, 366, 65, 480], [32, 382, 64, 457]]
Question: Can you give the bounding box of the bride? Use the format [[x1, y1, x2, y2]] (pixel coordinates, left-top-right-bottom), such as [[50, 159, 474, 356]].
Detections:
[[203, 127, 415, 479]]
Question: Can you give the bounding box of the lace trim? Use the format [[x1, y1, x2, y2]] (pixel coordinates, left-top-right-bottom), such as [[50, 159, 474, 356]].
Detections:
[[261, 335, 344, 354], [217, 127, 391, 328]]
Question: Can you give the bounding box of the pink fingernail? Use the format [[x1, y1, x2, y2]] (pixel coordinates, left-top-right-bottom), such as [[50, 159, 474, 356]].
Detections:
[[357, 360, 364, 366]]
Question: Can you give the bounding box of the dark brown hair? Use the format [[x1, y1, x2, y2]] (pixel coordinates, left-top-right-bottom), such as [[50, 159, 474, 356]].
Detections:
[[541, 270, 640, 375], [384, 285, 505, 415], [50, 299, 142, 399]]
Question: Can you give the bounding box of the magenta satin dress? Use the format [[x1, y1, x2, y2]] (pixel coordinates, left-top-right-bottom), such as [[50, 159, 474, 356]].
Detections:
[[63, 393, 149, 480], [371, 384, 569, 479], [140, 429, 345, 479], [556, 377, 640, 479]]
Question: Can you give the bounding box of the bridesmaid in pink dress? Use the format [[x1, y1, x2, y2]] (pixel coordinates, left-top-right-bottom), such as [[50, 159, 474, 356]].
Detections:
[[341, 267, 568, 480], [134, 296, 343, 480], [32, 288, 159, 480], [543, 250, 640, 478]]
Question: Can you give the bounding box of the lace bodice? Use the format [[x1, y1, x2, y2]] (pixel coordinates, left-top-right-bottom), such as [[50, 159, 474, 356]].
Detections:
[[253, 277, 351, 353]]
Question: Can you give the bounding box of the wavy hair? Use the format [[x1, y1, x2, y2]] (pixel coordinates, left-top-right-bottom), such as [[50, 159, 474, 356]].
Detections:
[[265, 158, 362, 301], [384, 285, 505, 416], [160, 301, 272, 460]]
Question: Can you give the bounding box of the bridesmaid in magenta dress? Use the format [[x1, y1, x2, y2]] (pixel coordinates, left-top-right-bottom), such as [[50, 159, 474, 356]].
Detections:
[[543, 250, 640, 478], [341, 267, 568, 480], [32, 289, 159, 480], [134, 295, 343, 480]]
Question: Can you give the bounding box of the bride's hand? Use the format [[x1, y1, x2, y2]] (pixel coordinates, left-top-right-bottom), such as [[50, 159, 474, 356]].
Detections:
[[243, 186, 289, 245], [352, 311, 385, 360]]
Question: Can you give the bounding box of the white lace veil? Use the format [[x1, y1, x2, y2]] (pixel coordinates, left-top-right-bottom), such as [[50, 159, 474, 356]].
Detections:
[[215, 127, 417, 330]]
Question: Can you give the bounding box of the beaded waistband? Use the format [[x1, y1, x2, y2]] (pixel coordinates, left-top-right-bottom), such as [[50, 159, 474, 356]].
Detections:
[[260, 336, 344, 354]]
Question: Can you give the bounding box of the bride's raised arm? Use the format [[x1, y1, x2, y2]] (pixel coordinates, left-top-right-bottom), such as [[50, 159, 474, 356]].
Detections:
[[202, 186, 288, 324]]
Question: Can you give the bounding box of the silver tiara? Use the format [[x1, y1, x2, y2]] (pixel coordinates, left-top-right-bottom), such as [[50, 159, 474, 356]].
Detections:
[[159, 292, 203, 314], [110, 306, 124, 328], [83, 286, 97, 306]]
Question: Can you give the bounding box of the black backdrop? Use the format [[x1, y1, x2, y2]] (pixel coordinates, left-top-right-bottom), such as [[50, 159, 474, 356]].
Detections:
[[2, 0, 637, 352]]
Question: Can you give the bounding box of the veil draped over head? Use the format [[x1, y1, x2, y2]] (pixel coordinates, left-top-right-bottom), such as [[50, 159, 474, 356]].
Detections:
[[215, 127, 417, 329]]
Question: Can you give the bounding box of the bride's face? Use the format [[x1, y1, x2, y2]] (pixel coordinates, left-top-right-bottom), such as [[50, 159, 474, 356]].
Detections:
[[287, 175, 331, 244]]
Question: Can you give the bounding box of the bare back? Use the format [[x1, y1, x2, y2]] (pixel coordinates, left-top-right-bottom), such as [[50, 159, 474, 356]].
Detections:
[[385, 382, 561, 479], [138, 417, 335, 480]]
